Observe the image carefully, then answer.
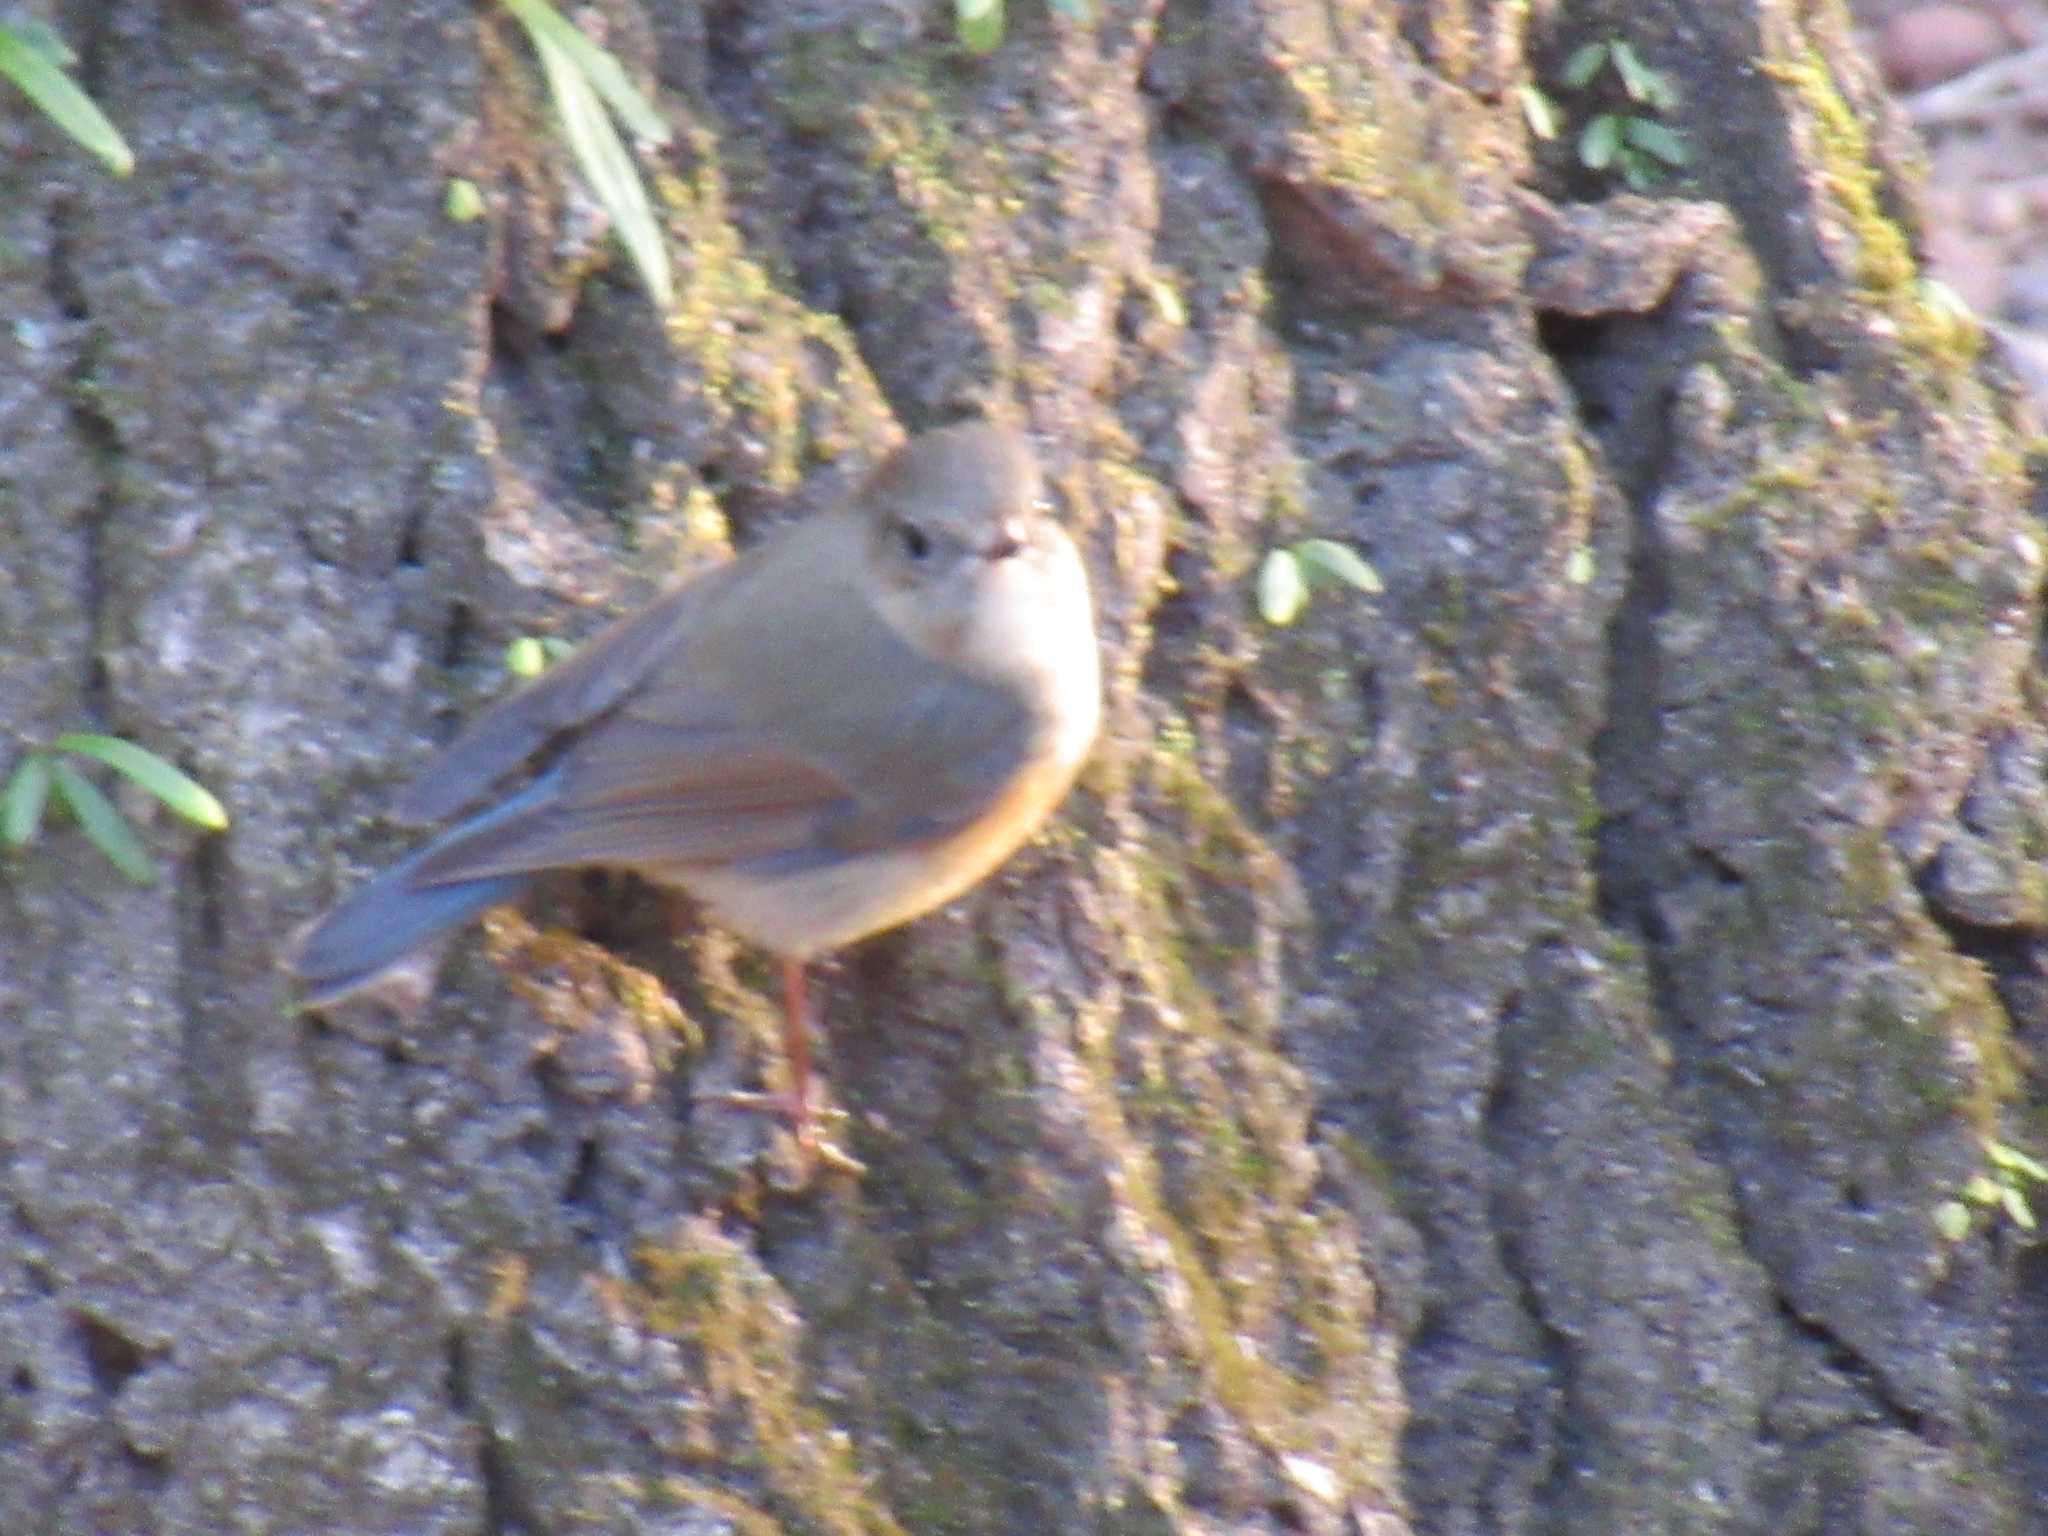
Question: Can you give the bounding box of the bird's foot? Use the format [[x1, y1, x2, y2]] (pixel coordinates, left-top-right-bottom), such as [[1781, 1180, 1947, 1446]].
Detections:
[[700, 1089, 864, 1176]]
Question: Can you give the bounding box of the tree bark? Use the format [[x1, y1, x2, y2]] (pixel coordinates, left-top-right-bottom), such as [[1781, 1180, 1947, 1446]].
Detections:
[[2, 1, 2042, 1532]]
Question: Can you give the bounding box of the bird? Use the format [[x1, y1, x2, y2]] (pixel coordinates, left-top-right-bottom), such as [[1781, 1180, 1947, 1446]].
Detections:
[[287, 421, 1102, 1161]]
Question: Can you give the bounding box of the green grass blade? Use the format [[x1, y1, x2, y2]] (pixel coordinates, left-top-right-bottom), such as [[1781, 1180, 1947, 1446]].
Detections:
[[3, 754, 53, 848], [530, 25, 673, 308], [6, 20, 76, 67], [53, 734, 228, 830], [497, 0, 670, 144], [50, 760, 156, 884], [0, 29, 134, 176]]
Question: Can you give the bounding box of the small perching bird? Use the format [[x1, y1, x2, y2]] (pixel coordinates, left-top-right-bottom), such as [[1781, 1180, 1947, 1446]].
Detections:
[[288, 422, 1102, 1161]]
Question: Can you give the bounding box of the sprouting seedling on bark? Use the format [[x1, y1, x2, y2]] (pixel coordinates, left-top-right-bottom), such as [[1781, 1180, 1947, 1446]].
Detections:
[[1523, 36, 1689, 191], [1936, 1139, 2048, 1242], [1257, 539, 1384, 627], [3, 735, 228, 885]]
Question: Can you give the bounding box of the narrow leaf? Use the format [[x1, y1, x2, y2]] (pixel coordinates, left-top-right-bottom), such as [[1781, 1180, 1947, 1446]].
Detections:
[[1257, 549, 1308, 626], [1963, 1173, 2002, 1205], [1988, 1142, 2048, 1182], [1579, 114, 1622, 171], [50, 760, 156, 884], [1623, 116, 1689, 167], [3, 754, 53, 848], [1609, 41, 1653, 102], [53, 734, 228, 830], [0, 30, 134, 176], [1517, 83, 1558, 141], [1561, 41, 1609, 89], [1295, 539, 1384, 594], [497, 0, 670, 144], [2002, 1186, 2037, 1231], [5, 20, 76, 67], [1143, 272, 1186, 327], [530, 26, 673, 308]]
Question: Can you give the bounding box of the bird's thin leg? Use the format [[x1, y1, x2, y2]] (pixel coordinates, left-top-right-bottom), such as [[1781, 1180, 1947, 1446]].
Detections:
[[781, 957, 815, 1155], [699, 958, 859, 1174]]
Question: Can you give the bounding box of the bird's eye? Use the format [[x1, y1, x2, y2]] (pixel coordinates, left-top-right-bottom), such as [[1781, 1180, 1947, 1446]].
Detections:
[[899, 522, 931, 561]]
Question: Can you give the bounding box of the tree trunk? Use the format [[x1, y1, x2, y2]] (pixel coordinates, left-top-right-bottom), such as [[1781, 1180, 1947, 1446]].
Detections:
[[3, 1, 2042, 1532]]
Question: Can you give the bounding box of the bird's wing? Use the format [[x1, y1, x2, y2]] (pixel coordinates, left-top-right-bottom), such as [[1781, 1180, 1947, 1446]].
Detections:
[[393, 564, 743, 825], [410, 672, 1033, 883], [409, 723, 864, 879]]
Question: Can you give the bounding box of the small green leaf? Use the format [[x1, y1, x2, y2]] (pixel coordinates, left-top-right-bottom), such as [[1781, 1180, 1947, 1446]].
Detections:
[[1579, 114, 1623, 171], [3, 754, 53, 848], [2002, 1186, 2037, 1230], [1294, 539, 1384, 595], [1963, 1173, 2002, 1205], [506, 636, 548, 678], [1517, 83, 1558, 141], [53, 734, 228, 830], [0, 27, 134, 176], [1609, 41, 1653, 101], [1258, 548, 1308, 626], [1988, 1142, 2048, 1183], [1561, 41, 1609, 89], [49, 759, 156, 884], [1143, 272, 1187, 328], [1623, 116, 1689, 167], [445, 177, 486, 223], [956, 0, 1004, 53], [496, 0, 671, 144], [1566, 546, 1595, 585], [1934, 1200, 1972, 1243], [527, 22, 673, 308]]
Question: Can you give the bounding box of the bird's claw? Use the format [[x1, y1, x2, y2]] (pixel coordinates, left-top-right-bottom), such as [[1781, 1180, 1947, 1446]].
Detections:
[[699, 1088, 863, 1175]]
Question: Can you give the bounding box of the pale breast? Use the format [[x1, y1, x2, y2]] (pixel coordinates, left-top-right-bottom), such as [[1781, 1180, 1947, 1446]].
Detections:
[[667, 739, 1088, 958]]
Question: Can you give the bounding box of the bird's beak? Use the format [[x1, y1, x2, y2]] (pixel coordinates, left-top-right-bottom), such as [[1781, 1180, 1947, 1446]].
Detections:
[[986, 522, 1028, 561]]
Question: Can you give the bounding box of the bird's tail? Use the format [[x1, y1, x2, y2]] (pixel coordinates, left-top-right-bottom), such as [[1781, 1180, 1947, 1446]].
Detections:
[[288, 776, 556, 1008]]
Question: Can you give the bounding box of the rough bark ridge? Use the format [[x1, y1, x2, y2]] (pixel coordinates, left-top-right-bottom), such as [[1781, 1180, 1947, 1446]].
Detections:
[[1, 0, 2043, 1532]]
